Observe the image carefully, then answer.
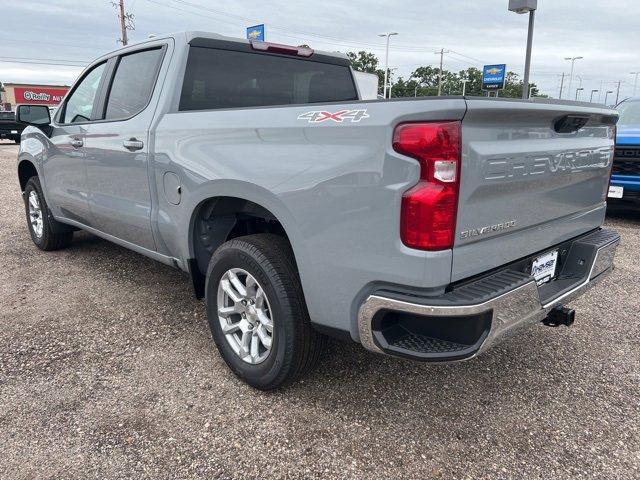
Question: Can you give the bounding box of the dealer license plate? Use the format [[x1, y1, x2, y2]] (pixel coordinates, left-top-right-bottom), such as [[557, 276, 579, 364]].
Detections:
[[608, 186, 623, 199], [531, 250, 558, 285]]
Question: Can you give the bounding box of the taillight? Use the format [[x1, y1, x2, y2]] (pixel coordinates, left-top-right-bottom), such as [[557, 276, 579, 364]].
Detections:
[[393, 121, 461, 250]]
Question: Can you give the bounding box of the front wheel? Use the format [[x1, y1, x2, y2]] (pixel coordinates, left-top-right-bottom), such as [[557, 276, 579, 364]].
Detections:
[[205, 234, 324, 389], [23, 177, 73, 250]]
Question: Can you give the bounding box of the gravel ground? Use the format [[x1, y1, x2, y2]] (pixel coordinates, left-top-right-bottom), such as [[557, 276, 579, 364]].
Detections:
[[0, 141, 638, 479]]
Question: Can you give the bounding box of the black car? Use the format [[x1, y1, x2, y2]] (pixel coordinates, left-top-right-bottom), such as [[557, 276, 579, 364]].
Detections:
[[0, 111, 25, 143]]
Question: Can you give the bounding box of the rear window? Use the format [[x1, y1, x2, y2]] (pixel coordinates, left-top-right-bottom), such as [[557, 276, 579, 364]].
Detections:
[[179, 46, 358, 111]]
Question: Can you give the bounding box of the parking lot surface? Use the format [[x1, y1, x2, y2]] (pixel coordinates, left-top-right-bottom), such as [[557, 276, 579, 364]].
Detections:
[[0, 141, 638, 479]]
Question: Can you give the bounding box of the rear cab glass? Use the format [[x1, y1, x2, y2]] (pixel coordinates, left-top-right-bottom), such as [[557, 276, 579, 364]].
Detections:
[[179, 43, 358, 111]]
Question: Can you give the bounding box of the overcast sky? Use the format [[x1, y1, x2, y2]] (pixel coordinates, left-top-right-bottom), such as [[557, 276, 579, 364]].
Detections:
[[1, 0, 639, 102]]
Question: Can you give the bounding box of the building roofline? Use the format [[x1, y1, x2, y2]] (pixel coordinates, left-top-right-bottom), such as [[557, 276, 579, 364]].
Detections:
[[3, 83, 71, 88]]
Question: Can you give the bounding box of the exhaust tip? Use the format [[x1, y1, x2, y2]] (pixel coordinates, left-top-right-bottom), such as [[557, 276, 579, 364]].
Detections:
[[543, 305, 576, 327]]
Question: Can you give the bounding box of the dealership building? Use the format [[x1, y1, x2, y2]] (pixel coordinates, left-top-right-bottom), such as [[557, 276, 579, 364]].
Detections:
[[1, 83, 70, 111]]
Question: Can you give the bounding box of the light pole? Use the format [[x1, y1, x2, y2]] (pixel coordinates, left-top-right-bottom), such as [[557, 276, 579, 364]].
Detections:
[[604, 90, 614, 106], [589, 89, 598, 102], [575, 87, 584, 100], [509, 0, 537, 99], [529, 85, 535, 98], [564, 56, 583, 100], [414, 85, 418, 97], [378, 32, 398, 99], [631, 72, 640, 96], [462, 79, 469, 96]]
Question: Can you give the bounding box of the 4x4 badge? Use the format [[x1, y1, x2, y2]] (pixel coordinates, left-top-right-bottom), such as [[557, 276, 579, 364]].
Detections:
[[297, 109, 369, 123]]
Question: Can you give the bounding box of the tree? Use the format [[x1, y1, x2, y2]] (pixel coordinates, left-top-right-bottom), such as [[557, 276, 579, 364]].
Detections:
[[390, 77, 423, 98], [456, 67, 483, 96], [499, 71, 547, 98], [347, 50, 546, 99], [346, 51, 387, 95]]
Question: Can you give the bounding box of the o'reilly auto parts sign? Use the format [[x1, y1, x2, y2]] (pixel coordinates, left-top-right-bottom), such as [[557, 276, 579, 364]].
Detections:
[[482, 64, 506, 90], [15, 86, 69, 105]]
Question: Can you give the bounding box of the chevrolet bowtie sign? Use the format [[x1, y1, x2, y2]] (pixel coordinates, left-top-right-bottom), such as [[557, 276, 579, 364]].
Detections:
[[246, 24, 265, 42], [482, 64, 507, 91]]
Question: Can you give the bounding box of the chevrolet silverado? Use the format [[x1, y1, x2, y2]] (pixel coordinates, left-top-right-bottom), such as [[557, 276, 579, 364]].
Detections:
[[16, 32, 620, 389]]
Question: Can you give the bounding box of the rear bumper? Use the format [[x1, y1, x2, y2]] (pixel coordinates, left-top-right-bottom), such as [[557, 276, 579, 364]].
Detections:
[[357, 228, 620, 362]]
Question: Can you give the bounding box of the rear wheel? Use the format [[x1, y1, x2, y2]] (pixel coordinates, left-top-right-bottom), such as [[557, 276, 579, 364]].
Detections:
[[205, 234, 324, 389], [23, 177, 73, 250]]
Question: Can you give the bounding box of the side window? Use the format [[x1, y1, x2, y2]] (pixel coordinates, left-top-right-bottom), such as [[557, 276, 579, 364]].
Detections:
[[62, 62, 106, 124], [104, 48, 163, 120]]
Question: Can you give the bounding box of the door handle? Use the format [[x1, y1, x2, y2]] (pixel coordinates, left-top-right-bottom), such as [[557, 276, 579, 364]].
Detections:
[[70, 139, 83, 148], [123, 138, 144, 151]]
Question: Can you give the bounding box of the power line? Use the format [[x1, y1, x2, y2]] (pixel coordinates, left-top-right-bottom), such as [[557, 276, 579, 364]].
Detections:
[[0, 37, 108, 50], [147, 0, 442, 52], [0, 56, 91, 64], [448, 50, 487, 65], [0, 59, 87, 67]]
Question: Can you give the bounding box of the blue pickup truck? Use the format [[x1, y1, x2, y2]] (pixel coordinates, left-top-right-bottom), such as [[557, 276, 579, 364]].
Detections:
[[609, 97, 640, 203]]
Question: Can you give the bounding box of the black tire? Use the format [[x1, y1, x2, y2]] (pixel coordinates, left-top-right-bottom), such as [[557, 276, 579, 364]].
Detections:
[[205, 234, 325, 390], [23, 176, 73, 251]]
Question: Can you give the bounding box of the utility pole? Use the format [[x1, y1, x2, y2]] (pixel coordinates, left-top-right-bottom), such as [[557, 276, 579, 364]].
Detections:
[[118, 0, 128, 45], [462, 79, 468, 96], [378, 33, 398, 99], [558, 72, 566, 99], [615, 80, 622, 105], [630, 71, 640, 96], [113, 0, 134, 46], [434, 48, 450, 96]]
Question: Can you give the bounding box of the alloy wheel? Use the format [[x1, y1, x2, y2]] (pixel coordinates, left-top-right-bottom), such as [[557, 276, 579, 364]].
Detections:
[[216, 268, 274, 364]]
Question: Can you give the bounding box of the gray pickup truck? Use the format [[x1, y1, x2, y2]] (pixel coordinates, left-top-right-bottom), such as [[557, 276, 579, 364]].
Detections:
[[16, 31, 620, 389]]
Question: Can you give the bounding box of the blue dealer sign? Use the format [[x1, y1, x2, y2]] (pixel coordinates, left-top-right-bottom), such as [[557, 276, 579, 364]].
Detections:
[[246, 24, 265, 42], [482, 64, 507, 90]]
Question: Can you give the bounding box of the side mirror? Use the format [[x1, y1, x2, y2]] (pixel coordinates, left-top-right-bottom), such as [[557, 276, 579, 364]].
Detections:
[[16, 104, 51, 126]]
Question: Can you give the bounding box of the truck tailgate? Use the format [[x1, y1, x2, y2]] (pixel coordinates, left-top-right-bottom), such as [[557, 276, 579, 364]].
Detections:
[[452, 99, 617, 281]]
